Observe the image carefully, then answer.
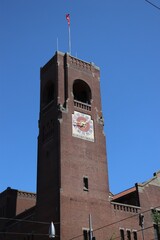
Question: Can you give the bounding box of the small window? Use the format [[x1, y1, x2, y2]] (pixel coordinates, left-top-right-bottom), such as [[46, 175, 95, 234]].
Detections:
[[83, 229, 89, 240], [83, 177, 89, 191], [133, 231, 137, 240], [120, 229, 125, 240], [127, 230, 131, 240]]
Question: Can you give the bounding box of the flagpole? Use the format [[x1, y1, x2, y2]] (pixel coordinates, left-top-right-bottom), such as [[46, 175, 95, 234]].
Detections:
[[66, 14, 71, 55], [68, 25, 71, 55]]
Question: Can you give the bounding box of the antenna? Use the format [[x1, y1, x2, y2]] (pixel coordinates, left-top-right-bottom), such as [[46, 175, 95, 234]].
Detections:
[[57, 37, 59, 52]]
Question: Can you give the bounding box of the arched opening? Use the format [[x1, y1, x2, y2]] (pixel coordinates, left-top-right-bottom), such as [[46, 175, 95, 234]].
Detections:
[[42, 81, 54, 106], [73, 80, 91, 104]]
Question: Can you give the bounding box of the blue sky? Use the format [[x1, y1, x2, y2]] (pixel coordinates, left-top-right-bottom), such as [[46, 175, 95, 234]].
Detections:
[[0, 0, 160, 194]]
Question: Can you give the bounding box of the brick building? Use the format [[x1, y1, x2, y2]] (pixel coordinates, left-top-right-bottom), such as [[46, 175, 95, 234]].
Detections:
[[0, 52, 160, 240]]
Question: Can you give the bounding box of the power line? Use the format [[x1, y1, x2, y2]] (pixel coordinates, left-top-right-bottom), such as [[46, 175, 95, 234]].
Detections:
[[0, 217, 60, 225], [0, 205, 160, 239], [0, 226, 156, 239], [93, 205, 160, 233], [0, 231, 48, 236], [69, 204, 160, 240], [0, 231, 59, 238], [0, 217, 48, 225], [145, 0, 160, 10]]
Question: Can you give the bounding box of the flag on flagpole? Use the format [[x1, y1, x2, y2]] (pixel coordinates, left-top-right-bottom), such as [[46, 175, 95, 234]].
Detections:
[[66, 14, 70, 26]]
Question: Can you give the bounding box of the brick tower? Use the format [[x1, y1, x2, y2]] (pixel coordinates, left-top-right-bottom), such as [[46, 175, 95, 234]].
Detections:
[[36, 52, 111, 239]]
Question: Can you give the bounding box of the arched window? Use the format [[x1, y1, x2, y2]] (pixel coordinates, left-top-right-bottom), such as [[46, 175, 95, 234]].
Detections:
[[42, 81, 54, 106], [73, 80, 91, 104]]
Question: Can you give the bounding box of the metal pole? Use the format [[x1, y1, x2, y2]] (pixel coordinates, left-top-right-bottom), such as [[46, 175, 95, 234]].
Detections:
[[89, 214, 93, 240], [68, 25, 71, 55], [139, 214, 144, 240], [141, 226, 145, 240]]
